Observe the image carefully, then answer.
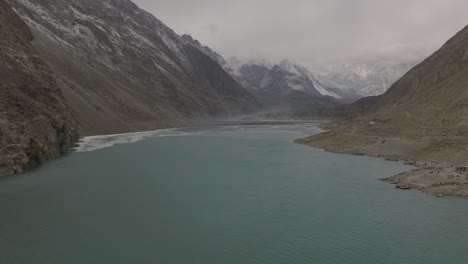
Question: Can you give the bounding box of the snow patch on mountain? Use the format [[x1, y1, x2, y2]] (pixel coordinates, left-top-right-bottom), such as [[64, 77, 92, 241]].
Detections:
[[323, 61, 420, 96]]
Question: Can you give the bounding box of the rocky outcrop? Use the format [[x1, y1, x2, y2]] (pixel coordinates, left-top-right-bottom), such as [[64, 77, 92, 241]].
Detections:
[[0, 0, 78, 175]]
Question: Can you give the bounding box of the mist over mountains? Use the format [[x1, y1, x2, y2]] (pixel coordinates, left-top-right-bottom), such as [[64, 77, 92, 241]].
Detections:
[[182, 33, 421, 107]]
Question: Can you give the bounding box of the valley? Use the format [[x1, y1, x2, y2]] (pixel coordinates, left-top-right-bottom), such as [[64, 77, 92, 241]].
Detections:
[[1, 0, 468, 262], [0, 0, 420, 175]]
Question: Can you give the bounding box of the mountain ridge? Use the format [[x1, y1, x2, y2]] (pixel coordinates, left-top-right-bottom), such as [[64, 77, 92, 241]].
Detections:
[[181, 35, 419, 104], [8, 0, 260, 135]]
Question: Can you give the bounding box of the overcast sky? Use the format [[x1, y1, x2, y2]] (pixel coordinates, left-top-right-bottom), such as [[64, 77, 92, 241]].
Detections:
[[133, 0, 468, 67]]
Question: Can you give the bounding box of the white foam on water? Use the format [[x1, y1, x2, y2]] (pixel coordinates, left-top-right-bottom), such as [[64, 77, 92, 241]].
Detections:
[[74, 122, 323, 152], [74, 128, 200, 152]]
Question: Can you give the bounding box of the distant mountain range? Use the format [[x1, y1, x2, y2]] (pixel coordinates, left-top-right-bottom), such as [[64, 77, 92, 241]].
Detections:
[[364, 25, 468, 137], [225, 59, 357, 108], [182, 34, 420, 106]]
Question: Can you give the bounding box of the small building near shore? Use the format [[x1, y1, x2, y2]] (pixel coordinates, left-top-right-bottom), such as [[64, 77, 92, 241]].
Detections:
[[456, 166, 468, 173]]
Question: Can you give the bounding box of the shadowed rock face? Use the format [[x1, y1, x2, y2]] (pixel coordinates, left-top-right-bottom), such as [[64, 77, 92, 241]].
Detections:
[[7, 0, 260, 135], [0, 0, 78, 175]]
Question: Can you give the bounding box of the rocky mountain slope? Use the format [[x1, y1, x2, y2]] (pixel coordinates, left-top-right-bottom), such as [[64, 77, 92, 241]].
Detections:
[[7, 0, 259, 135], [359, 25, 468, 138], [0, 0, 78, 175], [181, 34, 420, 107]]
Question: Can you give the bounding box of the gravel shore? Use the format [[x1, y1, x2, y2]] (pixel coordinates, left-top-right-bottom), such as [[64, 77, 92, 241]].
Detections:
[[296, 125, 468, 198]]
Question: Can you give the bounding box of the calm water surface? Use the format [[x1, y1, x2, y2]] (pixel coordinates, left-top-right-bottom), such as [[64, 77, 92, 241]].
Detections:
[[0, 123, 467, 264]]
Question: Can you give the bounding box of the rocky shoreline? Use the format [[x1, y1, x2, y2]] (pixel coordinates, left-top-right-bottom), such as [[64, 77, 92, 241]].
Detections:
[[296, 126, 468, 198], [381, 166, 468, 197]]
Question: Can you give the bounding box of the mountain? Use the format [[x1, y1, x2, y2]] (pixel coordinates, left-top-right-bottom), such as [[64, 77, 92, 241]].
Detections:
[[0, 0, 78, 175], [259, 60, 339, 104], [173, 35, 420, 106], [180, 34, 227, 66], [300, 24, 468, 162], [365, 26, 468, 137], [219, 58, 361, 108], [174, 37, 363, 108], [323, 61, 419, 97], [298, 24, 468, 196], [7, 0, 260, 136]]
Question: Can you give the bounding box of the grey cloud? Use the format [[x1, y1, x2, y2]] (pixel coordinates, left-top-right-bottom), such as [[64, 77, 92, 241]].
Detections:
[[133, 0, 468, 67]]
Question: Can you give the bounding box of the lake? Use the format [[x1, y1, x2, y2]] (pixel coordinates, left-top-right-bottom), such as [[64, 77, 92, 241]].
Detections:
[[0, 122, 467, 263]]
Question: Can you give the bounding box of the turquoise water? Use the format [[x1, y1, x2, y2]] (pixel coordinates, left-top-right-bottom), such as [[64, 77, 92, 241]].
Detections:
[[0, 123, 467, 264]]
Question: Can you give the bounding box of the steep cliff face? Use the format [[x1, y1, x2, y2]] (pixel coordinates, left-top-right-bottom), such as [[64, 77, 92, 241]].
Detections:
[[8, 0, 259, 135], [0, 0, 78, 175]]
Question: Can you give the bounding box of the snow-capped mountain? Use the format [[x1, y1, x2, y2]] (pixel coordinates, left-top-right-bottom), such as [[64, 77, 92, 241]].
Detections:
[[223, 57, 273, 78], [219, 58, 361, 107], [181, 36, 418, 107], [323, 61, 419, 96], [177, 37, 351, 108], [262, 59, 340, 98]]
